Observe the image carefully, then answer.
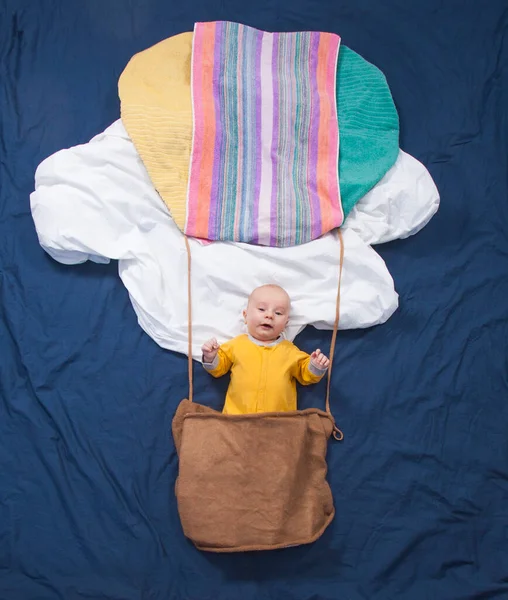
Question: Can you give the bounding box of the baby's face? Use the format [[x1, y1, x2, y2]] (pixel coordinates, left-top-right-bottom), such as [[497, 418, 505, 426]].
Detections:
[[244, 286, 290, 342]]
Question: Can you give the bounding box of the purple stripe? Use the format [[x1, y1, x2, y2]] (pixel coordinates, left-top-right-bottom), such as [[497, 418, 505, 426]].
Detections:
[[277, 33, 286, 245], [208, 21, 224, 240], [308, 31, 322, 240], [251, 29, 263, 245], [235, 23, 244, 239], [270, 32, 280, 247], [288, 33, 297, 245]]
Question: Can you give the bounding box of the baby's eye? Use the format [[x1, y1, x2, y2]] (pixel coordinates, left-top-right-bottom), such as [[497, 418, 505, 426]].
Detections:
[[275, 312, 283, 316], [258, 308, 265, 312]]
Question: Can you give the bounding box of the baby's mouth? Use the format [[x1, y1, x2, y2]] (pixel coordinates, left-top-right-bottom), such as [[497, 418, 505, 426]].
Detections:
[[260, 324, 273, 330]]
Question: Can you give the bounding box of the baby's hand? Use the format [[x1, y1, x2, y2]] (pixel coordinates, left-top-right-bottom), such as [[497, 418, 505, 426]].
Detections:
[[311, 349, 330, 370], [202, 338, 219, 363]]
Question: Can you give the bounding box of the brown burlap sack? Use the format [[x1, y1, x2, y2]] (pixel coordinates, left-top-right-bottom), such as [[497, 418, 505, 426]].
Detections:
[[172, 232, 344, 552], [172, 399, 335, 552]]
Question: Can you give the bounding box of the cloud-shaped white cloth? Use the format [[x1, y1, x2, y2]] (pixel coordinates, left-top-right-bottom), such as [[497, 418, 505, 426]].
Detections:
[[30, 120, 439, 359]]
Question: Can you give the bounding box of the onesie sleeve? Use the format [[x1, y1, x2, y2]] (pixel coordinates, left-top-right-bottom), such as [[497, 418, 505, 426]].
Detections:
[[202, 342, 234, 378], [290, 348, 328, 386]]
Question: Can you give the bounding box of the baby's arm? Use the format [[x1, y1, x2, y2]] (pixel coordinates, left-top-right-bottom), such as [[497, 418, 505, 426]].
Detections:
[[201, 338, 233, 378], [292, 348, 330, 385]]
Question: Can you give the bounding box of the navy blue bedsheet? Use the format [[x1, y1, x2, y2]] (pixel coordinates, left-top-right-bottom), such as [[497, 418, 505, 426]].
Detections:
[[1, 1, 507, 598]]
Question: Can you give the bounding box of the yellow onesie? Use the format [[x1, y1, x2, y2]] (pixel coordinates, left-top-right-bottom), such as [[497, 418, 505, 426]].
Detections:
[[203, 334, 326, 415]]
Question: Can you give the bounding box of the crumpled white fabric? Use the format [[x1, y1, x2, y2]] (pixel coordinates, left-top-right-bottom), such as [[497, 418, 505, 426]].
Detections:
[[30, 120, 439, 359]]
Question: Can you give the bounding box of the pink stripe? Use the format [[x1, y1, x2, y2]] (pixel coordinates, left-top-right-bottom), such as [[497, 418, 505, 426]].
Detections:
[[186, 23, 207, 234], [270, 32, 280, 246], [327, 36, 342, 228], [308, 31, 322, 240], [288, 33, 298, 241], [257, 32, 274, 246]]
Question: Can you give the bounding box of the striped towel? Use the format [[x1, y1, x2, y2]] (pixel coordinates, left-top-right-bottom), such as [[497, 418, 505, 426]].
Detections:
[[186, 21, 342, 247]]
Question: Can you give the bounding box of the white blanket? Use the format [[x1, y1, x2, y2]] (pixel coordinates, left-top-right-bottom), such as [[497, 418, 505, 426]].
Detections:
[[30, 120, 439, 359]]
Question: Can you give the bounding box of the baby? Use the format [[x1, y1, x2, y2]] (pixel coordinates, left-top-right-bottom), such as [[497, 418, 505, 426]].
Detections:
[[202, 284, 330, 415]]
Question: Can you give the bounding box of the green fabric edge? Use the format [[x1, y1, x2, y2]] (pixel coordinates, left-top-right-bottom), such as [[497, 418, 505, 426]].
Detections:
[[338, 46, 400, 217]]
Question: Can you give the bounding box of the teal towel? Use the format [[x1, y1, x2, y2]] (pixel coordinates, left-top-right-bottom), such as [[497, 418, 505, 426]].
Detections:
[[338, 46, 400, 216]]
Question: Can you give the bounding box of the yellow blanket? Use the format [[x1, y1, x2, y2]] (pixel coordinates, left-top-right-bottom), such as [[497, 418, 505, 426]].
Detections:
[[119, 32, 193, 231]]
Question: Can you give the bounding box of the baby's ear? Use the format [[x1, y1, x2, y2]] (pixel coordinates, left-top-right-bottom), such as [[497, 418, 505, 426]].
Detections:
[[242, 309, 247, 321]]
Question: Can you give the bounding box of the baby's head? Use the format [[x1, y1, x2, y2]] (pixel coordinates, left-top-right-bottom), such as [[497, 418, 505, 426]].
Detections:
[[243, 284, 290, 342]]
